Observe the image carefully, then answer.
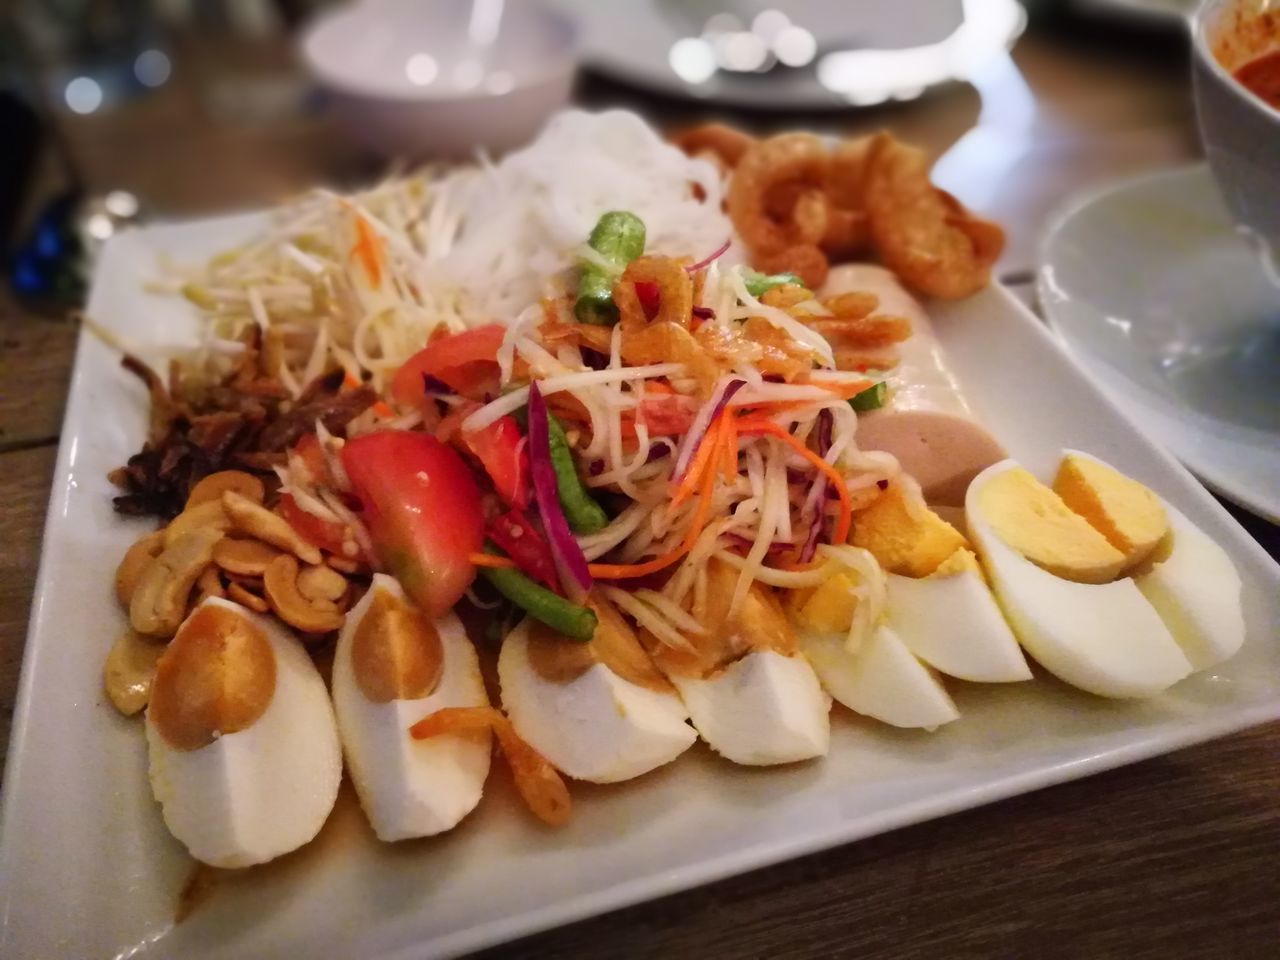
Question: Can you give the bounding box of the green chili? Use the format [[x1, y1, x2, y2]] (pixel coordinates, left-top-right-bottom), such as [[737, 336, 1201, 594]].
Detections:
[[743, 270, 805, 298], [849, 381, 888, 412], [574, 210, 647, 325], [547, 413, 609, 533], [479, 552, 598, 642]]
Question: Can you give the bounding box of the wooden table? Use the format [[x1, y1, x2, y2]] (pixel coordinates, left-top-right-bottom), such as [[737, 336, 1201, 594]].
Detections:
[[2, 13, 1277, 958]]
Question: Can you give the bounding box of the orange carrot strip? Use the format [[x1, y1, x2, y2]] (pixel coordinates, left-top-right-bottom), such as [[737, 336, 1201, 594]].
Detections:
[[738, 420, 854, 544], [410, 707, 571, 827], [590, 458, 717, 580], [811, 379, 874, 400], [720, 413, 738, 483], [470, 553, 517, 569], [350, 214, 383, 288], [670, 413, 722, 510]]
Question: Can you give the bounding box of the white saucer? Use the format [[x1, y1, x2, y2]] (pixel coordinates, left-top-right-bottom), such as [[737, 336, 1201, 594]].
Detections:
[[1073, 0, 1194, 23], [1040, 164, 1280, 523], [548, 0, 1023, 110]]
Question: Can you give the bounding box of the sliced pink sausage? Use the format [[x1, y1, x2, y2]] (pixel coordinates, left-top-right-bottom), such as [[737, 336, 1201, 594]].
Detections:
[[821, 264, 1005, 506]]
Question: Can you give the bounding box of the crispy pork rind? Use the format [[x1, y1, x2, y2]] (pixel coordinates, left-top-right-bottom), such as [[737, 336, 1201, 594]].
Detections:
[[862, 134, 1004, 300]]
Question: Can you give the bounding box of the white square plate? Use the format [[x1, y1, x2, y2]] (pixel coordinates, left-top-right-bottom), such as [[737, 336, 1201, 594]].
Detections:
[[2, 214, 1278, 960]]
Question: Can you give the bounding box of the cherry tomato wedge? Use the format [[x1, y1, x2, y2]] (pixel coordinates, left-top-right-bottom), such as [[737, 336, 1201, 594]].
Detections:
[[463, 415, 529, 508], [289, 432, 329, 486], [278, 493, 350, 557], [390, 324, 506, 408], [635, 281, 661, 319], [486, 509, 557, 591], [342, 430, 484, 617]]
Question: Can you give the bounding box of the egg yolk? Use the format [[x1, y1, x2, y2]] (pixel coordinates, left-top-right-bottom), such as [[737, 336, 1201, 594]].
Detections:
[[150, 604, 277, 751], [352, 589, 443, 703]]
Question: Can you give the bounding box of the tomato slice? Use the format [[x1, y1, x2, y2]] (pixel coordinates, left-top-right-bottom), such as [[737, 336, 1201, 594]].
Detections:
[[486, 509, 557, 590], [463, 416, 529, 508], [341, 431, 484, 617], [390, 325, 506, 408], [289, 433, 330, 486], [278, 493, 350, 556], [637, 393, 695, 436]]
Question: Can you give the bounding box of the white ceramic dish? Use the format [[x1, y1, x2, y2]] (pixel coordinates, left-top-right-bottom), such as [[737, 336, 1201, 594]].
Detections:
[[2, 211, 1278, 960], [1075, 0, 1195, 21], [1039, 164, 1280, 524], [301, 0, 577, 158], [548, 0, 1023, 109]]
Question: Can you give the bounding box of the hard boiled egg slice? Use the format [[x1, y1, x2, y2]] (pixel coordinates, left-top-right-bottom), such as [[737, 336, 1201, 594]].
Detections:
[[1134, 499, 1245, 670], [802, 624, 960, 731], [145, 597, 342, 868], [499, 599, 696, 784], [966, 460, 1191, 699], [1050, 450, 1244, 671], [652, 571, 830, 765], [331, 574, 490, 842], [886, 549, 1032, 684], [671, 650, 832, 765]]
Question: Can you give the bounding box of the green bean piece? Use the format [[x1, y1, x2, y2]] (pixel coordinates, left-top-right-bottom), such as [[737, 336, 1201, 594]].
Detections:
[[574, 211, 647, 325], [743, 271, 805, 298], [546, 413, 609, 533], [849, 381, 888, 412], [479, 563, 597, 642]]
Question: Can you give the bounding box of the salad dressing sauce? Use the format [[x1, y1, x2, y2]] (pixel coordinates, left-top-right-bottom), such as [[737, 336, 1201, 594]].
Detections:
[[648, 562, 798, 679], [527, 599, 672, 693]]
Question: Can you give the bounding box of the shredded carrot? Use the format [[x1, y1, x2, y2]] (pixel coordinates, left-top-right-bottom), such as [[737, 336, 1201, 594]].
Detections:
[[719, 413, 737, 483], [471, 552, 516, 569], [590, 451, 716, 580], [670, 412, 723, 510], [342, 370, 394, 418], [738, 419, 854, 544], [349, 214, 383, 288], [410, 707, 571, 827], [811, 379, 874, 400]]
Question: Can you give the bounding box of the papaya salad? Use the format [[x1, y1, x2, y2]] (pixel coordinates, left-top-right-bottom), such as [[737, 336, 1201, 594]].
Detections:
[[103, 110, 1244, 877]]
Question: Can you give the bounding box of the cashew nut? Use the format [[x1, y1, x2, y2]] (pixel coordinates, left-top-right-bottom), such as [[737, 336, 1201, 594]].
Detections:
[[213, 537, 282, 577], [103, 628, 166, 716], [186, 470, 266, 509], [297, 564, 349, 606], [326, 554, 365, 576], [195, 565, 225, 604], [227, 581, 270, 613], [223, 491, 322, 565], [163, 499, 232, 549], [263, 554, 345, 633], [115, 531, 165, 608], [130, 527, 224, 637]]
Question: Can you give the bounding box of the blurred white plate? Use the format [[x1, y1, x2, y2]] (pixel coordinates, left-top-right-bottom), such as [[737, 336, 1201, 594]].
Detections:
[[2, 209, 1278, 959], [1040, 164, 1280, 524], [1074, 0, 1195, 23], [549, 0, 1023, 109]]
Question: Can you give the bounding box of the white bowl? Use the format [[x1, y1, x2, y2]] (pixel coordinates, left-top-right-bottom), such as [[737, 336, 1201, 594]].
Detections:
[[1192, 0, 1280, 281], [301, 0, 578, 159]]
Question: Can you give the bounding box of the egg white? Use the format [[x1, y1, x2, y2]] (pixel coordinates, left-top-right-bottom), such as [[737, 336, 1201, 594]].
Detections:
[[498, 619, 696, 783], [966, 460, 1192, 699], [886, 569, 1031, 684], [672, 650, 832, 765], [331, 574, 491, 842], [803, 625, 959, 731], [145, 597, 343, 868], [1135, 499, 1245, 671]]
